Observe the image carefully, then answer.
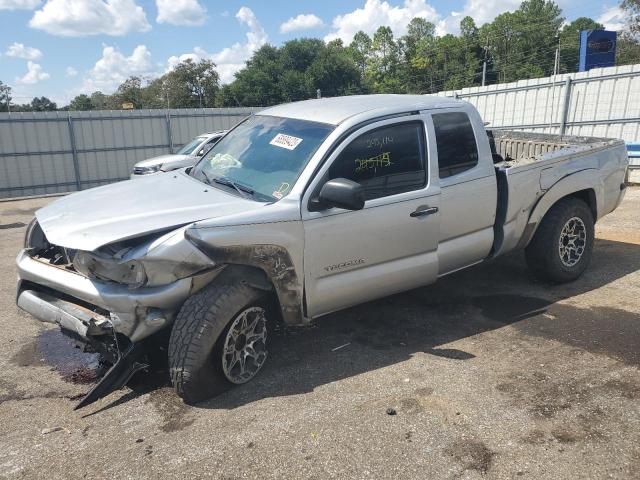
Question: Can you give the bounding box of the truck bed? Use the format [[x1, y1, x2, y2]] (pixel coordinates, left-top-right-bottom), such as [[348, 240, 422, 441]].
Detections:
[[487, 130, 627, 257], [488, 130, 622, 169]]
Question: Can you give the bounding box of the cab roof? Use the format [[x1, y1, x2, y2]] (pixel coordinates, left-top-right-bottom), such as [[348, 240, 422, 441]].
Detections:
[[258, 94, 462, 126]]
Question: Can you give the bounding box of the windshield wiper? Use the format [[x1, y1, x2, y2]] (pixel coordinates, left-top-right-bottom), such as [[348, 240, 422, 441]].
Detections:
[[212, 176, 254, 199]]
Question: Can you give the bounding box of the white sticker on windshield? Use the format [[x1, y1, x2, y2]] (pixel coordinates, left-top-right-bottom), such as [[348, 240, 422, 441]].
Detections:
[[270, 133, 303, 150]]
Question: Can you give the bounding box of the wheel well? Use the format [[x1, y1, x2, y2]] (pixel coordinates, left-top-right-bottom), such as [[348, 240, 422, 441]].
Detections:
[[214, 264, 275, 292], [564, 188, 597, 220], [208, 264, 284, 322]]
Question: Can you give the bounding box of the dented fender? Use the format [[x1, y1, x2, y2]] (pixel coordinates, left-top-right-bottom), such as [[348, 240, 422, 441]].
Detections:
[[185, 228, 307, 326]]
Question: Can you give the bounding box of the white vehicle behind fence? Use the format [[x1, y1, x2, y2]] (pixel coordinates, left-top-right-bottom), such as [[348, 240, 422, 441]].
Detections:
[[16, 95, 629, 408], [131, 130, 227, 177]]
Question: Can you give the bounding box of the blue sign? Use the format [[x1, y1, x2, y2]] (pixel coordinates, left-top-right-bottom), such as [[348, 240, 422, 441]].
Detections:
[[579, 30, 617, 71]]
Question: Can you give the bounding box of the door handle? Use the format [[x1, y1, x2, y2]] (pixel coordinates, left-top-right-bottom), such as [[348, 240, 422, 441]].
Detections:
[[410, 206, 438, 218]]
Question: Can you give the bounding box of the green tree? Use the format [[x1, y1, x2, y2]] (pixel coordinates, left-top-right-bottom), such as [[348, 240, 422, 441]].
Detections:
[[167, 59, 220, 108], [617, 33, 640, 66], [218, 40, 365, 106], [69, 94, 93, 111], [400, 18, 437, 93], [368, 26, 402, 92], [90, 91, 108, 110], [622, 0, 640, 35], [307, 39, 365, 97], [0, 81, 11, 112], [348, 31, 372, 79], [114, 76, 143, 108], [30, 96, 57, 111], [482, 0, 564, 83]]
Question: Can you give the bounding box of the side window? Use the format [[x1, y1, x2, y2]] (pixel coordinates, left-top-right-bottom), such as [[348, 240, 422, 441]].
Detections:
[[328, 122, 427, 201], [199, 137, 221, 156], [432, 112, 479, 179]]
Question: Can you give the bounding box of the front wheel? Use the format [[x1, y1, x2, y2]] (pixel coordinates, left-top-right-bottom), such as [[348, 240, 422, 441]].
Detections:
[[168, 282, 270, 403], [525, 197, 595, 283]]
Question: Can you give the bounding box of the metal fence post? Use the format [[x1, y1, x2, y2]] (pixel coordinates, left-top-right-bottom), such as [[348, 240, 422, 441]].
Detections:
[[67, 114, 82, 191], [165, 110, 173, 153], [559, 77, 572, 136]]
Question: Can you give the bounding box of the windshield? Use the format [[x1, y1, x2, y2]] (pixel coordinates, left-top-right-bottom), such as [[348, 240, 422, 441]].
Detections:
[[177, 136, 207, 155], [192, 115, 334, 201]]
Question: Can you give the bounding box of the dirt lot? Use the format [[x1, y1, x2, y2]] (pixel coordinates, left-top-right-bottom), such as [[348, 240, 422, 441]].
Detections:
[[0, 189, 639, 479]]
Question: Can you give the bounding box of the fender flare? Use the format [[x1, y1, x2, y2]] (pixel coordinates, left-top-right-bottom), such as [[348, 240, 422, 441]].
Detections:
[[520, 169, 602, 248]]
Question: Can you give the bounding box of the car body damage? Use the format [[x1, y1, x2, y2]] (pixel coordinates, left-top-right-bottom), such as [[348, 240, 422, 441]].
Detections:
[[185, 232, 305, 326]]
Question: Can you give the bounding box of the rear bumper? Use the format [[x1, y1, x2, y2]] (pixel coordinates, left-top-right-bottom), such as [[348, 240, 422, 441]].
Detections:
[[16, 249, 195, 341]]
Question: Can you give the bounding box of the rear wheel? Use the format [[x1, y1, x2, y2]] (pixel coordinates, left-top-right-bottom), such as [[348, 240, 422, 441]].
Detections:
[[168, 282, 270, 403], [525, 197, 594, 283]]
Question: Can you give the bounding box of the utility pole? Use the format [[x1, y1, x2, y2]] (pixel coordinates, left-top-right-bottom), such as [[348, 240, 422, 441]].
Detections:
[[553, 37, 561, 76], [482, 35, 489, 87]]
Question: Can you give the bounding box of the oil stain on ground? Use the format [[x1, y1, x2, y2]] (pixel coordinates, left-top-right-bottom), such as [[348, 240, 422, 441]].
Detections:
[[445, 439, 494, 475], [145, 387, 195, 433], [11, 328, 102, 384]]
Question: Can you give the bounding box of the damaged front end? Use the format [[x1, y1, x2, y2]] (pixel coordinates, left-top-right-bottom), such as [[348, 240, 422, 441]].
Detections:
[[16, 219, 220, 408]]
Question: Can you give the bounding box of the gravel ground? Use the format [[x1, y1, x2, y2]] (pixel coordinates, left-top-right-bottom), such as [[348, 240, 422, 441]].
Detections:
[[0, 188, 639, 479]]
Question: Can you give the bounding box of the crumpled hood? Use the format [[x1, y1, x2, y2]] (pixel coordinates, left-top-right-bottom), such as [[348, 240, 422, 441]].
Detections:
[[135, 154, 191, 169], [36, 170, 263, 251]]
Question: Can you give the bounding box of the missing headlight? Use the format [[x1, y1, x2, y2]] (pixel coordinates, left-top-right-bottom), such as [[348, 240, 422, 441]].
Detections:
[[24, 218, 49, 252], [73, 251, 147, 288]]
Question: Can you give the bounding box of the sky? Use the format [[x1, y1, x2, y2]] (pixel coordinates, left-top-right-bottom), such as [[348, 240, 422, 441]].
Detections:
[[0, 0, 627, 106]]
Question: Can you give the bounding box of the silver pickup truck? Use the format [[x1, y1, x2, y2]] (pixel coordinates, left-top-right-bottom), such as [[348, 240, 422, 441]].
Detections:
[[16, 95, 629, 407]]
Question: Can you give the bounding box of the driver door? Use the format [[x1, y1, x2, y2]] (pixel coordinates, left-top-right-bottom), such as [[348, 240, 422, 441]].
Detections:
[[301, 115, 441, 318]]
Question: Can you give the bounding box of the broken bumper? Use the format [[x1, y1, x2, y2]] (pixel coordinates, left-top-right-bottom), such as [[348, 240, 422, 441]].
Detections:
[[15, 249, 196, 342]]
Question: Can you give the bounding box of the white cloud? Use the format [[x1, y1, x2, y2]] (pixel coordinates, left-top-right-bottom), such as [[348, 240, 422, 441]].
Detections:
[[66, 66, 78, 77], [597, 6, 626, 31], [0, 0, 40, 9], [437, 0, 578, 35], [29, 0, 151, 36], [280, 13, 324, 34], [166, 7, 267, 84], [156, 0, 206, 27], [325, 0, 439, 43], [16, 61, 50, 84], [82, 44, 153, 93], [5, 42, 43, 60], [450, 0, 521, 28]]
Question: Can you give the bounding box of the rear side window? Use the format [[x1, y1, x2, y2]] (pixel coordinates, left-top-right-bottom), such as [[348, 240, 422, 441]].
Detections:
[[433, 112, 479, 179], [328, 122, 427, 200]]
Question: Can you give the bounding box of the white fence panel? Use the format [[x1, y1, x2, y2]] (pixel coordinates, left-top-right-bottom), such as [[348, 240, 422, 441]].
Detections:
[[0, 107, 259, 199]]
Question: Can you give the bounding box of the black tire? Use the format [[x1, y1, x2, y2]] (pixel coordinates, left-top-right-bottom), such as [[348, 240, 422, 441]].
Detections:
[[168, 282, 269, 404], [525, 197, 594, 283]]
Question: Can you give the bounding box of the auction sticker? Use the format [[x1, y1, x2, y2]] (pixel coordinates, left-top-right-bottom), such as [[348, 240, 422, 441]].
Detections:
[[270, 133, 303, 150]]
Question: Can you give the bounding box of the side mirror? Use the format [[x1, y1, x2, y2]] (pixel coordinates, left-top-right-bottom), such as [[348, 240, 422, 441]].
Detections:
[[318, 178, 365, 211]]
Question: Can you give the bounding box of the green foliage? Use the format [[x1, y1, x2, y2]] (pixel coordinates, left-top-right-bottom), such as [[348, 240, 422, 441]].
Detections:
[[218, 39, 365, 106], [0, 81, 11, 112], [29, 96, 57, 111], [622, 0, 640, 35], [4, 0, 640, 111], [69, 94, 93, 111]]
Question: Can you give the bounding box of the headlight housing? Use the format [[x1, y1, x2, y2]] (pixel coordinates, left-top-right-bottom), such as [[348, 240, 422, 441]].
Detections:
[[24, 218, 49, 251], [74, 251, 147, 288], [132, 164, 162, 175]]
